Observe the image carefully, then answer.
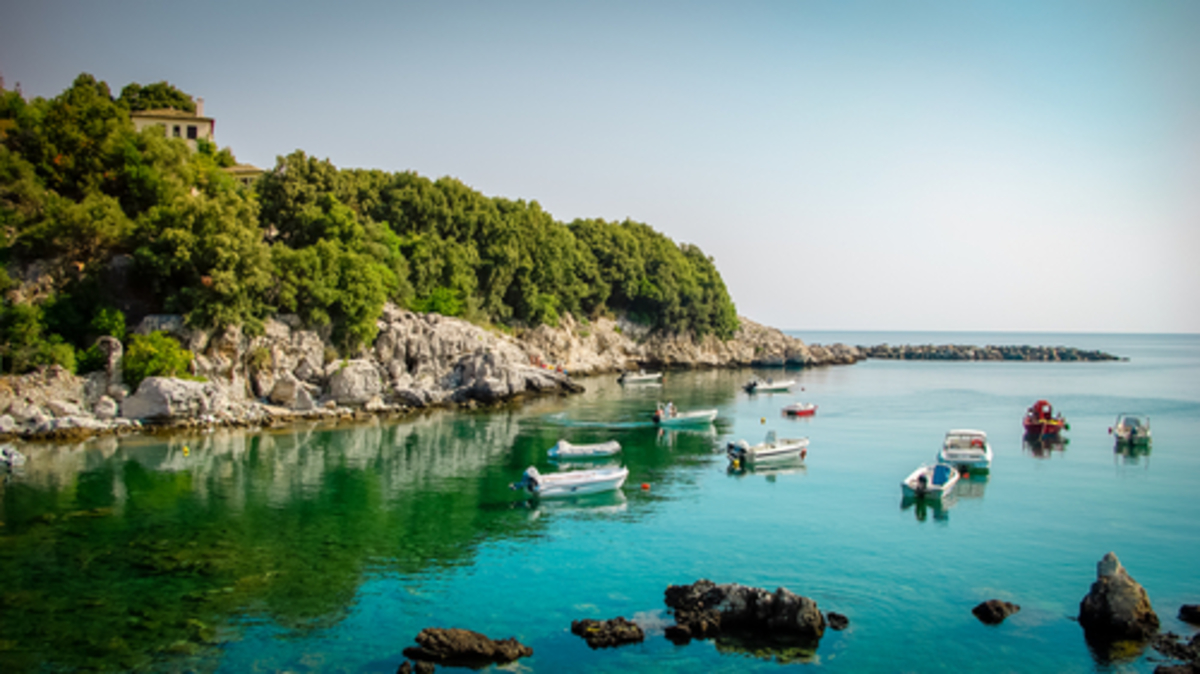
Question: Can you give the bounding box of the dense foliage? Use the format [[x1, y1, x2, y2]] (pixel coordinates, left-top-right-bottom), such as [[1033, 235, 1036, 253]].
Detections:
[[0, 73, 738, 376]]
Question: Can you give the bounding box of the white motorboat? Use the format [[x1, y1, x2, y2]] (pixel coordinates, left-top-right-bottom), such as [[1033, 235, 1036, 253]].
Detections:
[[744, 377, 795, 393], [782, 402, 817, 417], [652, 405, 718, 426], [511, 466, 629, 498], [901, 464, 960, 499], [1110, 413, 1151, 446], [618, 370, 663, 384], [937, 429, 993, 472], [726, 431, 809, 465], [547, 439, 622, 459]]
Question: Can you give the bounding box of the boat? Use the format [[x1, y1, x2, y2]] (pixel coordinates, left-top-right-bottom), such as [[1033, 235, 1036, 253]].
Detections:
[[937, 429, 993, 472], [618, 369, 662, 384], [547, 439, 622, 459], [782, 402, 817, 417], [1023, 399, 1068, 437], [652, 404, 718, 426], [726, 431, 809, 466], [1, 444, 26, 469], [901, 463, 960, 499], [510, 465, 629, 498], [1110, 413, 1151, 446], [743, 377, 795, 393]]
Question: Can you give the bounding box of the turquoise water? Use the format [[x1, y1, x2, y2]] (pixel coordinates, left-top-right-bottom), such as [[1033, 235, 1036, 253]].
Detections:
[[1, 332, 1198, 672]]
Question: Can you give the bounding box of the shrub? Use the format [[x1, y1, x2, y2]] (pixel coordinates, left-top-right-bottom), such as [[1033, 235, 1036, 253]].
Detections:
[[122, 331, 194, 390]]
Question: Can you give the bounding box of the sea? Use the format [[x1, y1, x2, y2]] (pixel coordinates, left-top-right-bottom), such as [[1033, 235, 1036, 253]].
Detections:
[[1, 331, 1198, 673]]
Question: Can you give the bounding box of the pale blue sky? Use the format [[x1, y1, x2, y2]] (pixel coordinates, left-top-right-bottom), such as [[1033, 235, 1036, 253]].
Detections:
[[2, 1, 1197, 333]]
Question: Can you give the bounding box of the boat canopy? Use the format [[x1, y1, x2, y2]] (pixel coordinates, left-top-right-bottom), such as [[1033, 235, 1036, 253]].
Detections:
[[932, 464, 953, 486]]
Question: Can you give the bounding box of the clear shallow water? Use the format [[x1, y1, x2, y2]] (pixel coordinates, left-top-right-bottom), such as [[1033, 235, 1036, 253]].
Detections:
[[1, 332, 1198, 673]]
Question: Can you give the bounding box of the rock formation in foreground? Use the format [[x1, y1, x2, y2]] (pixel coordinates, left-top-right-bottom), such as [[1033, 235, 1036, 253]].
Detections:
[[1078, 552, 1160, 643], [662, 579, 826, 647], [400, 627, 532, 667]]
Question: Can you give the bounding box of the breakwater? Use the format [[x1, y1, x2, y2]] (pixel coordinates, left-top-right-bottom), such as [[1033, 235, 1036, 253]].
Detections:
[[854, 343, 1121, 361]]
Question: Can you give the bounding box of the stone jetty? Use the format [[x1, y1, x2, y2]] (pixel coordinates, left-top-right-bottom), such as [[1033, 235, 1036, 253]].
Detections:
[[855, 343, 1119, 361]]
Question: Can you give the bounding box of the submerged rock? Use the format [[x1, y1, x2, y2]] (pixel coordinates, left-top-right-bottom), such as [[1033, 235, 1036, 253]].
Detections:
[[401, 627, 532, 667], [1078, 552, 1160, 643], [973, 599, 1021, 625], [570, 616, 645, 648], [826, 612, 850, 630]]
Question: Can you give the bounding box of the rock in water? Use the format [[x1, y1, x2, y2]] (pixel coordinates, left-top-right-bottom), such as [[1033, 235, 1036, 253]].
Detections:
[[663, 579, 826, 645], [826, 612, 850, 630], [1078, 552, 1160, 642], [401, 627, 532, 667], [1180, 605, 1200, 626], [973, 599, 1021, 625], [570, 617, 645, 648]]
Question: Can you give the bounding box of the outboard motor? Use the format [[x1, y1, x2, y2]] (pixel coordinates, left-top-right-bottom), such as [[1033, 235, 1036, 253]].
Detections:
[[509, 466, 542, 493]]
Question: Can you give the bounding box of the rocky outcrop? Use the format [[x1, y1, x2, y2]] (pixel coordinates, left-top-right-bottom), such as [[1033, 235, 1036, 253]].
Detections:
[[663, 579, 826, 646], [1180, 605, 1200, 625], [570, 617, 645, 648], [521, 313, 862, 373], [120, 377, 233, 422], [973, 599, 1021, 624], [1152, 631, 1200, 673], [826, 612, 849, 630], [1079, 552, 1160, 643], [400, 627, 532, 667]]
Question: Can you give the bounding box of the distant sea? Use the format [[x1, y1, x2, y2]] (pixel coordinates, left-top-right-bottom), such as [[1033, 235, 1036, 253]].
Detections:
[[1, 331, 1197, 673]]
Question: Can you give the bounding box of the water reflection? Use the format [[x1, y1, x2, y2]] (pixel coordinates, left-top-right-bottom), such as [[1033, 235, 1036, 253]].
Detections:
[[726, 458, 807, 481], [1114, 442, 1152, 469], [901, 494, 956, 522], [520, 490, 629, 521], [1023, 436, 1068, 459], [953, 474, 989, 500]]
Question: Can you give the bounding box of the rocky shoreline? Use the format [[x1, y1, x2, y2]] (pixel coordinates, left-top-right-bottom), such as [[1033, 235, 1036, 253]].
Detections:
[[0, 306, 1121, 444]]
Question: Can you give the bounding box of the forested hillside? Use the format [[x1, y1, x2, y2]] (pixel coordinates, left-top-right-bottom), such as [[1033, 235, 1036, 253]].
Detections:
[[0, 73, 738, 376]]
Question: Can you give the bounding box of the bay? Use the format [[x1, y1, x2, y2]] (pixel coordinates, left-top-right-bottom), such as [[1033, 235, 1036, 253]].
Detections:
[[1, 332, 1198, 672]]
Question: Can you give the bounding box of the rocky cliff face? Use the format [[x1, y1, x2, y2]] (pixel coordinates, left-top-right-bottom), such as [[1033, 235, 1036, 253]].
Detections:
[[1, 307, 857, 438]]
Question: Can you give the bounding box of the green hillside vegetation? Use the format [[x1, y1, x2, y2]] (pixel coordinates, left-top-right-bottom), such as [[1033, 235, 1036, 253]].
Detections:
[[0, 73, 739, 376]]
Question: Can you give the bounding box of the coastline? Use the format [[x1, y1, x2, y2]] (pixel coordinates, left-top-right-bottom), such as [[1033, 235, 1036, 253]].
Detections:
[[1, 308, 1121, 445]]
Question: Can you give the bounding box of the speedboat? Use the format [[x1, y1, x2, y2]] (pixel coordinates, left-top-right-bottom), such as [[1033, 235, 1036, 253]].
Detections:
[[1023, 399, 1068, 437], [652, 405, 718, 426], [937, 429, 993, 473], [618, 369, 662, 384], [743, 377, 795, 393], [726, 431, 809, 466], [1110, 413, 1151, 446], [782, 402, 817, 417], [547, 439, 622, 459], [901, 463, 959, 499], [510, 465, 629, 498]]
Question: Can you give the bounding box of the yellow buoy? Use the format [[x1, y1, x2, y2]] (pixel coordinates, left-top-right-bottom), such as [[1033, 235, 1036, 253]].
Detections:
[[182, 446, 190, 457], [761, 417, 766, 424]]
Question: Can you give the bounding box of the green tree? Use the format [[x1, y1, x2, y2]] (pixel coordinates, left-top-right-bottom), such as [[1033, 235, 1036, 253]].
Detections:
[[117, 81, 196, 113]]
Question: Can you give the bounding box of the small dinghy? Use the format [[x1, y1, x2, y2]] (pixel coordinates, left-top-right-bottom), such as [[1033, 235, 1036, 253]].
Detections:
[[744, 377, 795, 393], [1, 444, 27, 469], [1110, 413, 1151, 446], [652, 404, 718, 426], [618, 370, 663, 384], [782, 402, 817, 417], [511, 466, 629, 499], [901, 463, 959, 499], [726, 431, 809, 466], [547, 439, 622, 459]]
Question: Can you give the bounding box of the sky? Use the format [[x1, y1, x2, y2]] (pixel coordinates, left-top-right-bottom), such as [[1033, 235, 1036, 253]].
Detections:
[[2, 0, 1198, 334]]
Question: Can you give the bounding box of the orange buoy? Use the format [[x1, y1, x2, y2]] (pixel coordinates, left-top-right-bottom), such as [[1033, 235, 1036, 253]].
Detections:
[[760, 417, 766, 424], [641, 483, 651, 491]]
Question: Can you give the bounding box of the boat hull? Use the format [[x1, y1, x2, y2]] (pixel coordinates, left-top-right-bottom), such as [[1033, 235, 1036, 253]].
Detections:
[[518, 466, 630, 499], [547, 440, 622, 459], [783, 404, 817, 417], [1023, 420, 1065, 437], [653, 409, 718, 426], [727, 438, 809, 464], [901, 465, 959, 500]]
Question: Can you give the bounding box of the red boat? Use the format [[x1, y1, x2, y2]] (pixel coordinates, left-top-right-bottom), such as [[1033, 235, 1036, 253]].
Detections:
[[782, 402, 817, 417], [1023, 399, 1068, 437]]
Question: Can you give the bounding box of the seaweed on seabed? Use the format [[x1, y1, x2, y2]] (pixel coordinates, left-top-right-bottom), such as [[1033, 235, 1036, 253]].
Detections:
[[712, 629, 822, 665]]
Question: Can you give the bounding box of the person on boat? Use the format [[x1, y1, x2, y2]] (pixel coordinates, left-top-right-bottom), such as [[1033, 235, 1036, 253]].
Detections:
[[666, 401, 676, 418]]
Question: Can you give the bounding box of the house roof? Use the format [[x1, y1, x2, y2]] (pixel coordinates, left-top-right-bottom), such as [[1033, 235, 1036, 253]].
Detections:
[[131, 108, 214, 122]]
